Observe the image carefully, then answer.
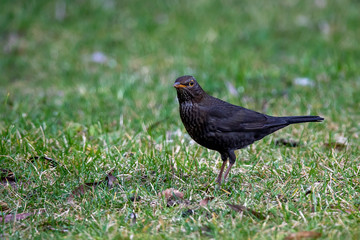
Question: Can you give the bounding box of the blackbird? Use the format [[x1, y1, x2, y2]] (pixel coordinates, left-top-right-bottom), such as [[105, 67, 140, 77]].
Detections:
[[174, 75, 324, 184]]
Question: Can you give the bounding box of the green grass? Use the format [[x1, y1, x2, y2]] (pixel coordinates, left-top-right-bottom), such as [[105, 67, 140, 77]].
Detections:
[[1, 0, 359, 239]]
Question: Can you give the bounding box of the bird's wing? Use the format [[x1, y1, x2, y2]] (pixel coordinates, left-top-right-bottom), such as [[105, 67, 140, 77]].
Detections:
[[202, 99, 286, 132]]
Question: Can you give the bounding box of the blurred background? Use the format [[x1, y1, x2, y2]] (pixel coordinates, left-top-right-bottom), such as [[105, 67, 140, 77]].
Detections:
[[1, 2, 359, 237], [1, 0, 359, 141]]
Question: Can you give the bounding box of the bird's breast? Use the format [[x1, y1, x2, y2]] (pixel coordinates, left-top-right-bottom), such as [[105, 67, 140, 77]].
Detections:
[[179, 102, 207, 140], [179, 101, 222, 150]]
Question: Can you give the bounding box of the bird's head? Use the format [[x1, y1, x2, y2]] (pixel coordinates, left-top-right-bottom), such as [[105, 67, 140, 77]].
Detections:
[[173, 75, 205, 103]]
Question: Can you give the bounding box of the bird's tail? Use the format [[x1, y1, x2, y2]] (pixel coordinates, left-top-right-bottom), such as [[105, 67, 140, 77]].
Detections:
[[283, 115, 324, 124]]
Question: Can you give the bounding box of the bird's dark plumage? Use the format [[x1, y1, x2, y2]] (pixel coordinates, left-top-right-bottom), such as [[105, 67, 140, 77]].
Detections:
[[174, 75, 324, 184]]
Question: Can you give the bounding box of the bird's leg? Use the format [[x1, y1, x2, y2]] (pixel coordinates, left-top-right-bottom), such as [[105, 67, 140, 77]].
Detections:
[[223, 151, 236, 183], [216, 153, 228, 184], [216, 161, 227, 184]]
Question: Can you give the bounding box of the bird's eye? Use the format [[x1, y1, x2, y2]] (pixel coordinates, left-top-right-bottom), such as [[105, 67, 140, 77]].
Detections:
[[189, 81, 194, 87]]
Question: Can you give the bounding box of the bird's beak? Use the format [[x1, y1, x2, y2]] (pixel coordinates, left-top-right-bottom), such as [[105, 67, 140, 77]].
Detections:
[[173, 82, 186, 89]]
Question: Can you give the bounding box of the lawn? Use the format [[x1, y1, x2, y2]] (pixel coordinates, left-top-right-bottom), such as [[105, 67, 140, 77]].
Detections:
[[1, 0, 359, 239]]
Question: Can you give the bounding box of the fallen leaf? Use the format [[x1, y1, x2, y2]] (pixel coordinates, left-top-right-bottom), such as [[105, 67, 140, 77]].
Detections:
[[0, 212, 33, 223], [66, 185, 92, 203], [29, 156, 59, 167], [227, 204, 265, 220], [324, 142, 346, 151], [0, 168, 17, 187], [0, 201, 9, 211], [122, 152, 134, 158], [284, 231, 321, 240], [158, 188, 184, 200], [0, 169, 14, 178], [328, 205, 359, 214], [324, 135, 348, 151], [199, 197, 214, 206], [67, 172, 117, 203], [275, 194, 288, 203], [129, 195, 141, 202], [105, 173, 117, 188], [166, 199, 179, 207], [274, 138, 299, 147], [1, 168, 15, 179], [140, 170, 157, 181], [0, 209, 45, 223], [167, 199, 190, 207], [182, 209, 194, 217]]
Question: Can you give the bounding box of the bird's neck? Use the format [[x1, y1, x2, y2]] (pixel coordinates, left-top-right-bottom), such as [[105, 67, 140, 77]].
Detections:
[[179, 94, 206, 105], [192, 91, 208, 103]]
